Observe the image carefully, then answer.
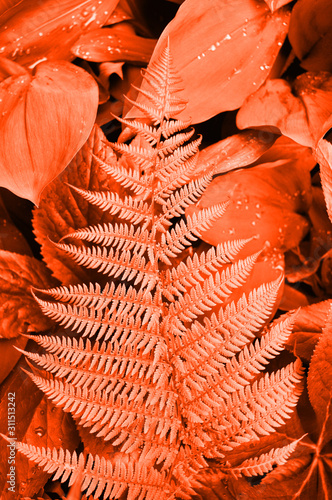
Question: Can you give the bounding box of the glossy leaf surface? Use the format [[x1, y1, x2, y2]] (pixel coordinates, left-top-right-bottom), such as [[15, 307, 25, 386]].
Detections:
[[126, 0, 290, 123], [0, 60, 98, 204]]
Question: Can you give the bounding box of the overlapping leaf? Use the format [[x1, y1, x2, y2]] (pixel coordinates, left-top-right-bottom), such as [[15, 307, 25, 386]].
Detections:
[[0, 251, 55, 339], [186, 137, 313, 258], [126, 0, 290, 123], [0, 0, 120, 66], [288, 0, 332, 72], [33, 125, 126, 285], [72, 23, 156, 63], [237, 72, 332, 148]]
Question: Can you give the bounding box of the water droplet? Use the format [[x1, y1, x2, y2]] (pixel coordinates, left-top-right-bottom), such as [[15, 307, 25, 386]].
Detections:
[[253, 82, 257, 86], [229, 228, 235, 234], [252, 221, 256, 226], [256, 213, 261, 219], [35, 426, 46, 437], [209, 44, 216, 52], [82, 10, 89, 16], [224, 34, 231, 41], [260, 65, 265, 70], [91, 5, 96, 11]]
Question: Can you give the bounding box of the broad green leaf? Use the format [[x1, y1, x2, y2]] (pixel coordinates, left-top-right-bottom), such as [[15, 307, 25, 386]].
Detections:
[[0, 60, 98, 204], [126, 0, 290, 124]]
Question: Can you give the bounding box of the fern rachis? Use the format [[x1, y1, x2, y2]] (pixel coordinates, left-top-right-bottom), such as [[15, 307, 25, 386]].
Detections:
[[3, 45, 304, 499]]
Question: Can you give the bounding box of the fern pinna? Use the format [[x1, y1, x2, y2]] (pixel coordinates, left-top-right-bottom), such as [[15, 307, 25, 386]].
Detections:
[[9, 46, 303, 499]]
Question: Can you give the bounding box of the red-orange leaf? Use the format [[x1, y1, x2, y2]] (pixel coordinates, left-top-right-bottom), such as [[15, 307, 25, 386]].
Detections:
[[263, 0, 292, 12], [285, 300, 331, 360], [71, 24, 156, 63], [126, 0, 290, 124], [186, 146, 312, 258], [193, 129, 278, 179], [307, 305, 332, 435], [0, 250, 54, 338], [314, 137, 332, 224], [0, 59, 98, 204], [288, 0, 332, 72], [33, 125, 126, 285], [237, 72, 332, 148], [0, 0, 120, 67]]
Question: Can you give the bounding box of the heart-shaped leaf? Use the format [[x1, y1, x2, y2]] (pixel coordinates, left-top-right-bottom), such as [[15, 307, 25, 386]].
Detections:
[[0, 59, 99, 204]]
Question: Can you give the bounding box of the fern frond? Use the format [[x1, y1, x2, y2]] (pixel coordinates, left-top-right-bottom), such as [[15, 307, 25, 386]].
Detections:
[[51, 241, 155, 288], [1, 439, 169, 500], [232, 438, 303, 477], [65, 184, 151, 225], [155, 176, 212, 233], [32, 284, 159, 340], [170, 253, 261, 322], [111, 116, 160, 144], [160, 203, 228, 256], [227, 314, 297, 383], [108, 142, 155, 172], [32, 282, 113, 309], [92, 153, 152, 197], [164, 238, 253, 300], [223, 359, 303, 445], [22, 41, 303, 499], [61, 224, 152, 257]]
